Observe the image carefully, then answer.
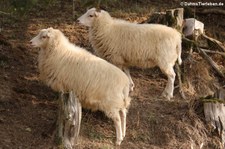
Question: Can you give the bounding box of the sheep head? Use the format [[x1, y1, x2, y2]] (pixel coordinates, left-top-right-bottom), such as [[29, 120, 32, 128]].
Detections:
[[30, 27, 55, 48], [77, 8, 101, 27]]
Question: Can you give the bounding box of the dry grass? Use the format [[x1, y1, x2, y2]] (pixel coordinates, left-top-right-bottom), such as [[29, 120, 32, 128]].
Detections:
[[183, 53, 218, 98]]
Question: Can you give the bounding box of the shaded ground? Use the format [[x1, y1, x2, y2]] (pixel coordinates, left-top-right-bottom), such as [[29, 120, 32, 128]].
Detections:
[[0, 1, 224, 149]]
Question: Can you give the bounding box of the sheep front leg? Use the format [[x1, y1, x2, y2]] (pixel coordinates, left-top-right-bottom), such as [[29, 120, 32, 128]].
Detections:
[[123, 68, 134, 91]]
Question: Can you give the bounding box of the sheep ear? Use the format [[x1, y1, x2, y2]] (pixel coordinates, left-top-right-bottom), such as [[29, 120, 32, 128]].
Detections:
[[94, 11, 100, 17], [45, 31, 51, 38], [46, 28, 53, 37], [46, 33, 51, 38]]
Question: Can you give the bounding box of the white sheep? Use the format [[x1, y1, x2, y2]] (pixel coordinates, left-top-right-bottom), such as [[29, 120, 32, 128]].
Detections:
[[77, 8, 182, 100], [30, 27, 131, 145]]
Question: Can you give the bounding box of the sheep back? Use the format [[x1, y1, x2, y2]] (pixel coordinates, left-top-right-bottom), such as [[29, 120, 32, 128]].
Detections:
[[90, 16, 182, 68]]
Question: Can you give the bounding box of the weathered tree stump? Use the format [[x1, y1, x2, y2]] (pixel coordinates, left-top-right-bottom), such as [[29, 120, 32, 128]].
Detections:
[[57, 91, 82, 149], [146, 8, 184, 32], [203, 88, 225, 147]]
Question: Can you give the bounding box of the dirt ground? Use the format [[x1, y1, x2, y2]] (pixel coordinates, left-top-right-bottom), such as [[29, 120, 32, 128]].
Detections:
[[0, 1, 225, 149]]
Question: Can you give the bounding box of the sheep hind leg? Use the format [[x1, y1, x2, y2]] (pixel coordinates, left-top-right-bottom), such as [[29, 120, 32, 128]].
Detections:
[[119, 109, 127, 139], [107, 110, 123, 145], [123, 68, 134, 91], [161, 66, 176, 100]]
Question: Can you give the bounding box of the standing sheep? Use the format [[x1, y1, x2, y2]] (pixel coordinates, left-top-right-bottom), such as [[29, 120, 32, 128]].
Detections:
[[30, 27, 131, 145], [77, 8, 182, 100]]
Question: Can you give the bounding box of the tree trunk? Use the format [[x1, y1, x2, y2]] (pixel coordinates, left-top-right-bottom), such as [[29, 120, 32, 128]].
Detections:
[[57, 91, 82, 149]]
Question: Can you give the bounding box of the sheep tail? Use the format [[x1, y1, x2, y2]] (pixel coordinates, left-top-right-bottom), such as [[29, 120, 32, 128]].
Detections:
[[122, 86, 131, 108], [177, 41, 182, 65], [124, 96, 131, 109]]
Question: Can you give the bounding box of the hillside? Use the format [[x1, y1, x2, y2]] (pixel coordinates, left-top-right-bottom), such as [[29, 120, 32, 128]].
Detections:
[[0, 0, 224, 148]]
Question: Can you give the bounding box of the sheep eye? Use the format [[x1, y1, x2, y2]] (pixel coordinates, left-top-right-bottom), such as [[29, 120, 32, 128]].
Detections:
[[89, 15, 93, 17], [42, 36, 47, 39]]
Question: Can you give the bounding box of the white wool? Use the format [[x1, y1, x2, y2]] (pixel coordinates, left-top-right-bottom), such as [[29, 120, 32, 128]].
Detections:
[[78, 8, 182, 99], [30, 28, 131, 145]]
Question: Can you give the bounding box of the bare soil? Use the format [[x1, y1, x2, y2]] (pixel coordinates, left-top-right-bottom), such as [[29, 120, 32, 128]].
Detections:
[[0, 1, 224, 149]]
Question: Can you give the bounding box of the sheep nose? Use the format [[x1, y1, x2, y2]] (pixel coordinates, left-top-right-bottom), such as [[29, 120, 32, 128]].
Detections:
[[76, 19, 80, 23], [29, 41, 34, 45]]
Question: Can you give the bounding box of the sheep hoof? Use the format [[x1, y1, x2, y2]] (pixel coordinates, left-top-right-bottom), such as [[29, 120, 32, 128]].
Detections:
[[116, 139, 122, 146], [64, 139, 73, 149], [122, 134, 126, 140], [161, 92, 171, 100]]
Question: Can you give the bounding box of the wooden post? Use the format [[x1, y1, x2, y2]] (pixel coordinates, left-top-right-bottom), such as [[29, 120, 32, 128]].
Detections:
[[57, 91, 82, 149], [203, 88, 225, 147]]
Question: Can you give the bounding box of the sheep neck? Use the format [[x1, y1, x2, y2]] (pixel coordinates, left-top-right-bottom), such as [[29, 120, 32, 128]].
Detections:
[[90, 15, 114, 57]]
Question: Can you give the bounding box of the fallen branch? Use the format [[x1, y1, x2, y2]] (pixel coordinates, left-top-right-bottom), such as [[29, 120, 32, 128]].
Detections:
[[202, 48, 225, 59], [183, 33, 225, 53], [202, 34, 225, 52], [182, 36, 225, 78], [182, 37, 197, 45], [197, 47, 225, 78]]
